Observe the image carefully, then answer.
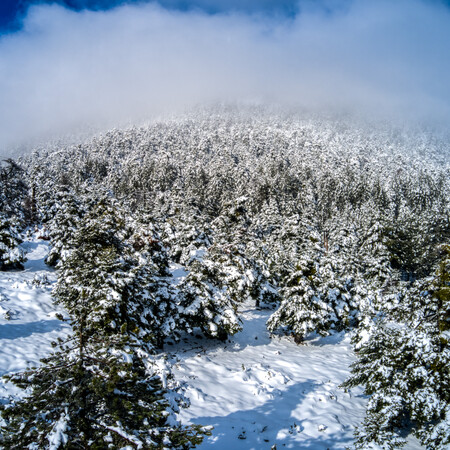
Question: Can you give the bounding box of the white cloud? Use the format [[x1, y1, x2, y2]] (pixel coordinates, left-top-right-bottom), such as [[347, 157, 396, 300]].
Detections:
[[0, 0, 449, 155]]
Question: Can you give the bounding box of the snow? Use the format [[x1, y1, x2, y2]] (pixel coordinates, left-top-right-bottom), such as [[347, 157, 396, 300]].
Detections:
[[48, 411, 69, 450], [170, 304, 369, 449], [0, 237, 71, 400], [170, 304, 425, 449], [0, 236, 423, 449]]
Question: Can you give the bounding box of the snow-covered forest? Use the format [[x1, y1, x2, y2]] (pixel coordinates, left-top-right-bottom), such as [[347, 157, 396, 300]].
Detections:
[[0, 107, 449, 449]]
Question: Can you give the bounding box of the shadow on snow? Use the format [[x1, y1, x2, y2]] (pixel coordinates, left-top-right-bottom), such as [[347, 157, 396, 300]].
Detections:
[[190, 380, 355, 450], [0, 319, 64, 340], [166, 306, 274, 358]]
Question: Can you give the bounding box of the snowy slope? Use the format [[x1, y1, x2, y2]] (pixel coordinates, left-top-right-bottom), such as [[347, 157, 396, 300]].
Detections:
[[0, 237, 422, 449]]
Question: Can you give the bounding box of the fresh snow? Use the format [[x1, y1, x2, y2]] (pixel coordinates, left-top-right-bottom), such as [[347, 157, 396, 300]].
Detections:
[[169, 304, 367, 449], [170, 304, 426, 450], [0, 236, 71, 400], [0, 237, 423, 449]]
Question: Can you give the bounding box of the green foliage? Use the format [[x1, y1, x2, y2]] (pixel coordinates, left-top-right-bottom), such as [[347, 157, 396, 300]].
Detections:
[[0, 214, 24, 270], [435, 245, 450, 334], [52, 200, 148, 343], [267, 255, 362, 341], [0, 338, 205, 449], [0, 159, 28, 224], [0, 159, 28, 270], [2, 110, 450, 447], [266, 218, 372, 342], [44, 189, 86, 267], [176, 253, 241, 340], [342, 246, 450, 449]]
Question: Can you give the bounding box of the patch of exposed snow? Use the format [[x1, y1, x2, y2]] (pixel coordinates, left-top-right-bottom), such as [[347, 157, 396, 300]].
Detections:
[[170, 302, 423, 449], [0, 236, 70, 399]]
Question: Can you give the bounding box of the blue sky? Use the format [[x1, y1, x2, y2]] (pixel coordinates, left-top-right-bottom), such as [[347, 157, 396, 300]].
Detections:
[[1, 1, 449, 33], [0, 0, 301, 32], [0, 0, 449, 154]]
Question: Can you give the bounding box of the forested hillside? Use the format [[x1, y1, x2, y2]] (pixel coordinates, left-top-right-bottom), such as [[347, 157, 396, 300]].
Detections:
[[1, 108, 449, 449]]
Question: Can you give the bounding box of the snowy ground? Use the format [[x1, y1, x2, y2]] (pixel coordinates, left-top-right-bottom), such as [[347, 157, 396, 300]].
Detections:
[[0, 237, 71, 401], [170, 308, 423, 450], [169, 305, 366, 450], [0, 237, 422, 449]]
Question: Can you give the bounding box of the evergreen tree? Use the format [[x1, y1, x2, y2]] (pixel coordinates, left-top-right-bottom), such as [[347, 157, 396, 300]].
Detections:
[[175, 249, 241, 341], [266, 216, 375, 342], [161, 212, 242, 341], [44, 189, 86, 267], [342, 245, 450, 449], [0, 335, 205, 449], [0, 159, 27, 270], [267, 256, 325, 342], [0, 159, 28, 223], [2, 109, 448, 448], [128, 222, 180, 349], [0, 214, 25, 270], [266, 221, 333, 342], [51, 199, 174, 349]]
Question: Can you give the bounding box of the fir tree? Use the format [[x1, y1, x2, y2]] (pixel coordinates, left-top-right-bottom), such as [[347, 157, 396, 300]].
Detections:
[[0, 159, 28, 224], [175, 250, 241, 340], [342, 245, 450, 449], [0, 334, 205, 449], [44, 189, 86, 267], [161, 212, 242, 341], [0, 214, 25, 270], [266, 221, 329, 342], [51, 199, 175, 349]]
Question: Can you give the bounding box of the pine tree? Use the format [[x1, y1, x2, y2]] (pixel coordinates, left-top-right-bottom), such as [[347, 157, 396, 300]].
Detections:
[[266, 219, 331, 342], [0, 334, 205, 449], [44, 189, 86, 267], [0, 159, 28, 224], [128, 222, 180, 349], [51, 200, 146, 343], [175, 251, 241, 340], [266, 216, 378, 342], [161, 212, 242, 341], [0, 214, 25, 270], [0, 159, 27, 270], [342, 245, 450, 449], [267, 256, 328, 342]]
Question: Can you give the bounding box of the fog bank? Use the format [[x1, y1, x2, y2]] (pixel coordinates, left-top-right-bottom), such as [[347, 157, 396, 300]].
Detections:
[[0, 0, 449, 156]]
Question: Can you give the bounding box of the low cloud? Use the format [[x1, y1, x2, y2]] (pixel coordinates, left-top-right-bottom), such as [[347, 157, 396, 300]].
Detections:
[[0, 0, 449, 155]]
